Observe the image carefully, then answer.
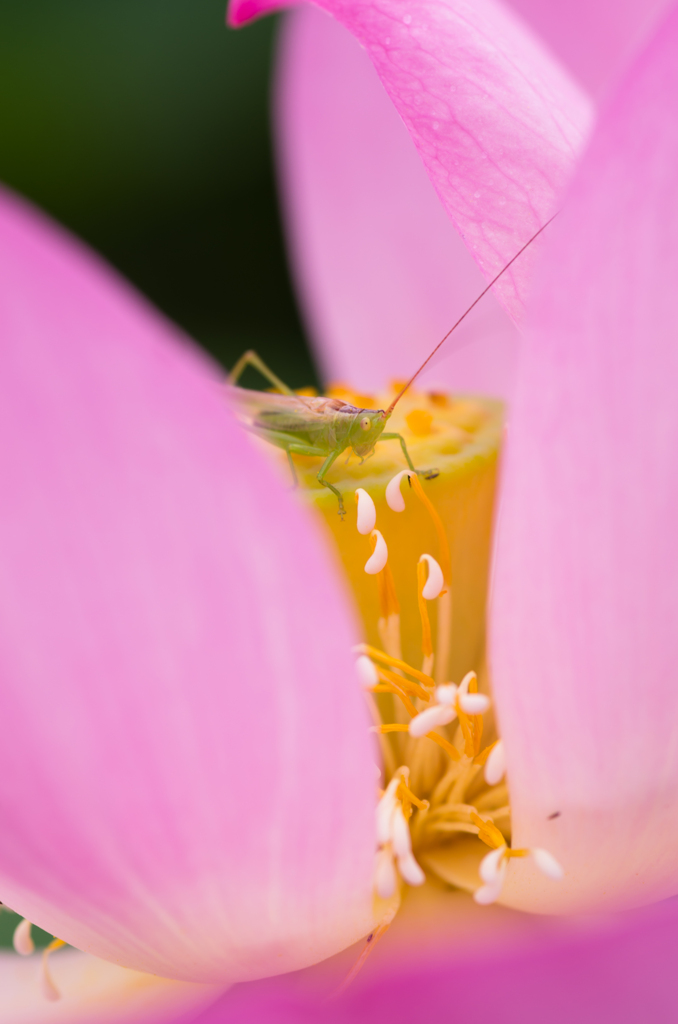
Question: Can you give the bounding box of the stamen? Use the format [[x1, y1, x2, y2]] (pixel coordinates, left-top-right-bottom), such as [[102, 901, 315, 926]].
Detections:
[[377, 667, 430, 701], [532, 848, 564, 880], [373, 724, 460, 761], [376, 775, 401, 844], [385, 470, 410, 513], [435, 683, 457, 704], [416, 559, 433, 664], [397, 851, 426, 886], [13, 918, 34, 956], [374, 848, 398, 899], [41, 939, 66, 1002], [470, 812, 562, 902], [374, 768, 426, 896], [470, 811, 506, 850], [391, 804, 414, 860], [396, 780, 430, 812], [419, 554, 444, 600], [370, 682, 418, 718], [355, 488, 377, 535], [484, 738, 506, 785], [364, 530, 388, 575], [377, 563, 400, 620], [408, 474, 451, 587], [355, 654, 379, 688], [409, 703, 456, 738], [385, 471, 453, 684], [354, 644, 435, 688], [474, 846, 508, 905]]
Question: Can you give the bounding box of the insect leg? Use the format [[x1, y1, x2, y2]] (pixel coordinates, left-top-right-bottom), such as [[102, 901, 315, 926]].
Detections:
[[284, 442, 345, 510], [315, 449, 345, 517], [380, 433, 439, 482], [228, 351, 296, 396], [380, 432, 418, 473]]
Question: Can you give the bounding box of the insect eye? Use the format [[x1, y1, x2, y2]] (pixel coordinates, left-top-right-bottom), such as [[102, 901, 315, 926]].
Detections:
[[361, 416, 371, 431]]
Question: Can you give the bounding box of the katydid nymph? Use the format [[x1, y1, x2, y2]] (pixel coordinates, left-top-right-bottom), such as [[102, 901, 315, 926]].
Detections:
[[226, 218, 554, 515]]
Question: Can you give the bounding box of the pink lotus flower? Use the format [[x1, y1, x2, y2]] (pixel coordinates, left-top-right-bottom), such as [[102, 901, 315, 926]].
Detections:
[[2, 0, 678, 1019]]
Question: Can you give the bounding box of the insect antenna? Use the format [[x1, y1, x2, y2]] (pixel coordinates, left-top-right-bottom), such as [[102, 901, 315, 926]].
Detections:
[[385, 214, 558, 413]]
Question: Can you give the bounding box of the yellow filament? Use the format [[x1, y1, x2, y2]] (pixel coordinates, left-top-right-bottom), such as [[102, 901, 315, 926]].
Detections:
[[425, 731, 461, 761], [374, 724, 460, 762], [417, 560, 433, 660], [378, 563, 400, 619], [355, 644, 434, 688], [470, 812, 505, 849], [472, 740, 498, 767], [376, 667, 430, 702], [409, 473, 451, 587], [45, 939, 66, 954], [396, 779, 430, 812], [369, 684, 418, 718]]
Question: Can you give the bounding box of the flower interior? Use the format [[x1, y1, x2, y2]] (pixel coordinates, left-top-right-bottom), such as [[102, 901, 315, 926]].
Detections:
[[264, 381, 563, 914]]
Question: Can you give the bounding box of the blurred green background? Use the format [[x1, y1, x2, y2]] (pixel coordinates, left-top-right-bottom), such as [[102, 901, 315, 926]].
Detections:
[[0, 0, 318, 387]]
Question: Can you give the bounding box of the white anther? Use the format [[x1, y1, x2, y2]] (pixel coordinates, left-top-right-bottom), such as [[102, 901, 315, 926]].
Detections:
[[419, 554, 444, 600], [458, 671, 477, 695], [364, 530, 388, 574], [13, 918, 34, 956], [479, 845, 506, 884], [435, 683, 457, 706], [385, 470, 411, 512], [484, 739, 506, 786], [532, 847, 564, 881], [397, 851, 426, 887], [375, 774, 402, 845], [474, 848, 508, 905], [458, 692, 490, 715], [41, 955, 61, 1002], [355, 488, 377, 535], [473, 875, 506, 906], [374, 848, 398, 899], [355, 654, 379, 688], [409, 703, 456, 738], [391, 805, 413, 859]]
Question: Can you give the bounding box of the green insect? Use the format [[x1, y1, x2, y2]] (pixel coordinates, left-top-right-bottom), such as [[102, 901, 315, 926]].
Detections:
[[226, 220, 553, 515], [227, 350, 421, 515]]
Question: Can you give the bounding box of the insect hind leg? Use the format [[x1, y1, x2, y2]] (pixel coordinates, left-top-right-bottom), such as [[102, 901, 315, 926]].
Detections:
[[229, 350, 295, 396], [316, 450, 345, 517], [381, 432, 438, 480]]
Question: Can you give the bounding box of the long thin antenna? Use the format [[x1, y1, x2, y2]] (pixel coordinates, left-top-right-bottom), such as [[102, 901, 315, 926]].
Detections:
[[386, 214, 558, 414]]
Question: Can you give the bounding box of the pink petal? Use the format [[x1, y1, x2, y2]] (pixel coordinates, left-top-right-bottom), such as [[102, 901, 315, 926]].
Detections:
[[275, 6, 518, 397], [505, 0, 676, 99], [230, 0, 592, 321], [0, 188, 376, 980], [195, 896, 678, 1022], [0, 949, 220, 1023], [491, 7, 678, 911]]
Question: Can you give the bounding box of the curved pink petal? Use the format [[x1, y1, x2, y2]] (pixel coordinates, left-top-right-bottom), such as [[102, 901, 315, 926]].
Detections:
[[0, 188, 376, 980], [193, 897, 678, 1022], [230, 0, 592, 321], [275, 6, 519, 397], [505, 0, 675, 99], [0, 949, 220, 1024], [491, 6, 678, 911]]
